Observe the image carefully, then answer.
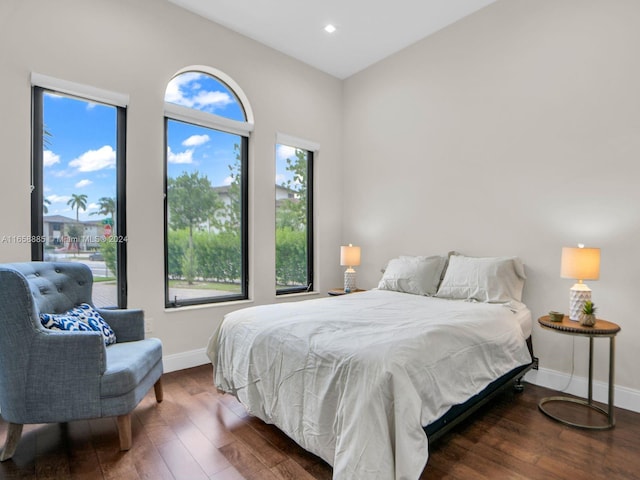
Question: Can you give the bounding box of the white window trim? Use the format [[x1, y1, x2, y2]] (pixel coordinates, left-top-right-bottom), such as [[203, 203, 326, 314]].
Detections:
[[31, 72, 129, 107], [165, 102, 253, 136], [276, 133, 320, 153]]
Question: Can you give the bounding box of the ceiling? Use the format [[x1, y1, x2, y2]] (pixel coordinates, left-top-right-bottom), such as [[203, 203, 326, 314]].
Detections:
[[167, 0, 497, 79]]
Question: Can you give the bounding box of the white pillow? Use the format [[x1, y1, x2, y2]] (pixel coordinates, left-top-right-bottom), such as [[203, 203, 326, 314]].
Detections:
[[378, 255, 447, 296], [435, 255, 526, 303]]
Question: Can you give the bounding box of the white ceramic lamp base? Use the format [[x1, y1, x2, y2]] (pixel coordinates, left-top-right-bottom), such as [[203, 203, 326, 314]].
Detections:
[[569, 283, 591, 321], [344, 268, 357, 293]]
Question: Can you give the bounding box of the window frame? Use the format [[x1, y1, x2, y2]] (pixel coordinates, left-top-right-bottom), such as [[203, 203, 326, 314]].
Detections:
[[163, 69, 252, 308], [30, 83, 129, 308], [275, 135, 317, 296]]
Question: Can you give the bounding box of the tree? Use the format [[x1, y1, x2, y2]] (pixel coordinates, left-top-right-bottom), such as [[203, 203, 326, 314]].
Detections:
[[43, 198, 51, 214], [276, 148, 308, 231], [219, 144, 243, 233], [67, 193, 88, 222], [167, 171, 221, 283], [99, 239, 117, 277], [91, 197, 116, 223], [66, 223, 83, 253]]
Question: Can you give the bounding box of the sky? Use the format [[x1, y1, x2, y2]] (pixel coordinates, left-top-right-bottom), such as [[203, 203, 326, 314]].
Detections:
[[43, 93, 117, 222], [43, 72, 298, 222]]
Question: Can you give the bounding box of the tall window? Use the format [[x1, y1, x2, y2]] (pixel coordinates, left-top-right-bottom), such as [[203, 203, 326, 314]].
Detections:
[[31, 80, 127, 308], [164, 69, 252, 307], [275, 140, 314, 294]]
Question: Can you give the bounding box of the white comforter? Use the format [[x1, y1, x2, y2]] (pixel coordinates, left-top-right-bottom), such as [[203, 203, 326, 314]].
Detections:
[[207, 289, 532, 480]]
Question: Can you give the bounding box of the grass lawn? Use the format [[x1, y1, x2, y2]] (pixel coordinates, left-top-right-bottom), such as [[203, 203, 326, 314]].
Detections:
[[169, 280, 241, 292], [94, 277, 116, 283]]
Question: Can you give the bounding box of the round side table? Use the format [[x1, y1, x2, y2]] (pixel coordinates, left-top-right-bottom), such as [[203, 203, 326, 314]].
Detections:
[[328, 288, 366, 296], [537, 315, 620, 430]]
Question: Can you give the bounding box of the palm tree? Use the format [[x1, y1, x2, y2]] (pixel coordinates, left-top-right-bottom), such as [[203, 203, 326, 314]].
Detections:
[[67, 193, 88, 222], [43, 198, 51, 214], [91, 197, 116, 222]]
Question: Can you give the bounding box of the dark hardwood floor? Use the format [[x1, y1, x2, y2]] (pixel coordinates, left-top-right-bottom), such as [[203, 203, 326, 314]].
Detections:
[[1, 364, 639, 479]]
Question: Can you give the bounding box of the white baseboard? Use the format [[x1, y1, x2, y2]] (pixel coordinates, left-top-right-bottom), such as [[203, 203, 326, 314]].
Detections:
[[525, 367, 640, 414], [163, 348, 210, 373]]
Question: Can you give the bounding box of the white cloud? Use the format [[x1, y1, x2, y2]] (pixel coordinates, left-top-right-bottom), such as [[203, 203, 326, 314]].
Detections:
[[69, 145, 116, 172], [165, 72, 234, 113], [43, 150, 61, 167], [47, 194, 71, 204], [276, 144, 298, 161], [182, 134, 210, 147], [87, 202, 99, 211], [165, 72, 202, 105], [75, 179, 93, 188], [223, 176, 234, 186], [167, 146, 194, 164], [275, 173, 287, 185], [193, 90, 233, 110]]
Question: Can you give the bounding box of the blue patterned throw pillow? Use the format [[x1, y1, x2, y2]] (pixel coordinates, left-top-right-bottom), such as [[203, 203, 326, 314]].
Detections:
[[40, 303, 117, 346]]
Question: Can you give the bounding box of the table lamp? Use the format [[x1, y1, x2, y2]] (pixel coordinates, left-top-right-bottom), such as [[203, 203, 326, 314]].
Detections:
[[560, 245, 600, 321], [340, 244, 361, 293]]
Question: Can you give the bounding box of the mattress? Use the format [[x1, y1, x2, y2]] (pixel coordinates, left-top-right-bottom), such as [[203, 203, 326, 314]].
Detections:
[[207, 289, 532, 479]]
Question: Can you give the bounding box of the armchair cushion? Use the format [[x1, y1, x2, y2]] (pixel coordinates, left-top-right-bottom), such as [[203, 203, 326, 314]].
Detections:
[[40, 303, 117, 346], [102, 338, 162, 398]]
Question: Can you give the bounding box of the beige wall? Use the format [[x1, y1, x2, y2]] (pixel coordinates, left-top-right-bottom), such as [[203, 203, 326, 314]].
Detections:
[[0, 0, 344, 365], [343, 0, 640, 406]]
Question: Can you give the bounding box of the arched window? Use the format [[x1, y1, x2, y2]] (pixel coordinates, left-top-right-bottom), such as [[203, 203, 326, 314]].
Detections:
[[165, 71, 247, 120], [164, 67, 252, 307]]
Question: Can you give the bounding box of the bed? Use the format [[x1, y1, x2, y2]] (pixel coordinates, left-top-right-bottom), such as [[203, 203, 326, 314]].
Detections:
[[206, 254, 536, 479]]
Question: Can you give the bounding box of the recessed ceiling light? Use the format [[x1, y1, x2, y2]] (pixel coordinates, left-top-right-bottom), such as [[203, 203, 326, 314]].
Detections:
[[324, 24, 337, 34]]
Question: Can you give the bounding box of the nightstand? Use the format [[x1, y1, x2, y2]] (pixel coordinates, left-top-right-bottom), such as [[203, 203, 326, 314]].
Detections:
[[328, 288, 366, 296], [537, 315, 621, 429]]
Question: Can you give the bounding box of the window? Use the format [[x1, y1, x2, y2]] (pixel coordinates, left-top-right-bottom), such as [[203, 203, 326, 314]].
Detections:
[[164, 69, 252, 307], [31, 76, 128, 308], [275, 138, 315, 294]]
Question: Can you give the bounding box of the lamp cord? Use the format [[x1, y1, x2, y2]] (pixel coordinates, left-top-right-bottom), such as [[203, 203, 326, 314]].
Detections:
[[558, 337, 576, 393]]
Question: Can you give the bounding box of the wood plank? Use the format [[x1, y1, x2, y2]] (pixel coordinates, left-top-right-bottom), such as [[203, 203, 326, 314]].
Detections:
[[156, 439, 209, 480], [269, 458, 318, 480], [218, 440, 272, 478], [168, 416, 231, 476], [129, 429, 174, 480], [2, 367, 640, 479]]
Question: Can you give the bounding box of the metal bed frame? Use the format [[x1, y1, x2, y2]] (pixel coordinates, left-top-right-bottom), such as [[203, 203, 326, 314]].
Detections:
[[425, 337, 538, 443]]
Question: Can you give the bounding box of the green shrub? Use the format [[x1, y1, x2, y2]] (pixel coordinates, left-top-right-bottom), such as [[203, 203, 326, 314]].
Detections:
[[99, 239, 117, 276], [276, 228, 307, 286]]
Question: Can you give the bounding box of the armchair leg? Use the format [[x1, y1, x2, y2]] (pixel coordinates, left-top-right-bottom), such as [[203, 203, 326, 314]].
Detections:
[[116, 414, 132, 451], [0, 423, 23, 461], [154, 378, 163, 403]]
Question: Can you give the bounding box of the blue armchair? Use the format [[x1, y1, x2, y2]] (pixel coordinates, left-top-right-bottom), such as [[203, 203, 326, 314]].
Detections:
[[0, 262, 163, 461]]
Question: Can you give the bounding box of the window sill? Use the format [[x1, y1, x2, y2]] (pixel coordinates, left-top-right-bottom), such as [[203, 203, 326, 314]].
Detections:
[[164, 298, 254, 313], [274, 290, 319, 300]]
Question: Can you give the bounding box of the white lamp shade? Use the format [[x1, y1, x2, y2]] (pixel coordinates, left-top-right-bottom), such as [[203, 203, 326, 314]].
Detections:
[[560, 247, 600, 281], [340, 244, 361, 267]]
